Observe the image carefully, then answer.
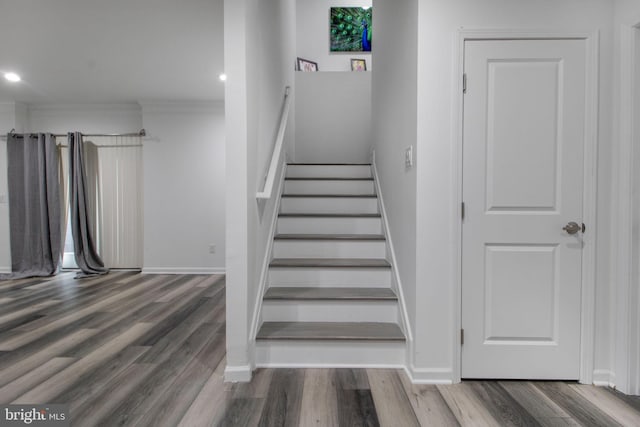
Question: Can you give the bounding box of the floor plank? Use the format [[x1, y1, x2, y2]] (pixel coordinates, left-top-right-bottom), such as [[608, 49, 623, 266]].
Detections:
[[367, 369, 420, 427], [0, 275, 167, 350], [232, 368, 274, 399], [13, 322, 154, 404], [398, 372, 460, 427], [604, 387, 640, 413], [335, 368, 371, 390], [0, 357, 76, 402], [467, 381, 541, 426], [497, 381, 578, 426], [178, 357, 228, 427], [534, 382, 624, 427], [299, 369, 339, 427], [58, 345, 150, 413], [0, 328, 98, 387], [72, 363, 157, 427], [219, 398, 265, 427], [136, 329, 225, 427], [437, 383, 501, 426], [337, 388, 380, 427], [569, 383, 640, 426], [105, 323, 217, 426], [257, 368, 305, 427], [0, 273, 638, 427]]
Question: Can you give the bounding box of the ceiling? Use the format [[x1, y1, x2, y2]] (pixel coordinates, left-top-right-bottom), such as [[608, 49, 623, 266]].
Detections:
[[0, 0, 224, 104]]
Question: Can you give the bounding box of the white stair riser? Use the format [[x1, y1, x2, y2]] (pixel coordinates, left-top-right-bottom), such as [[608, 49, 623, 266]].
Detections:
[[277, 217, 382, 234], [269, 267, 391, 287], [273, 240, 386, 259], [255, 340, 406, 367], [280, 197, 378, 214], [284, 180, 375, 195], [286, 165, 372, 179], [261, 300, 398, 322]]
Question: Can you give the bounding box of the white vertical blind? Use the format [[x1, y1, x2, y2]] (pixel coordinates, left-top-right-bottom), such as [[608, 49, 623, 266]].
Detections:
[[57, 137, 74, 270], [88, 136, 143, 269]]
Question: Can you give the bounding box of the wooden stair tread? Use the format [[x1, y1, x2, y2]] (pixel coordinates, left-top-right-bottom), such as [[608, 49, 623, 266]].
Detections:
[[282, 194, 376, 198], [285, 177, 374, 181], [274, 234, 385, 241], [270, 258, 391, 268], [264, 287, 397, 301], [287, 163, 371, 166], [278, 213, 381, 218], [256, 321, 405, 341]]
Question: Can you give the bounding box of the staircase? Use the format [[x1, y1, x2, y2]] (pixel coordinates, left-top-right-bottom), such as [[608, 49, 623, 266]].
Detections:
[[255, 163, 406, 367]]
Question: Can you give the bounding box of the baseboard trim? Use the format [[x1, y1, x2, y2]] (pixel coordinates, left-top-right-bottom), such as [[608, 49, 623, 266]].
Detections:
[[224, 365, 252, 383], [592, 369, 615, 388], [256, 363, 405, 370], [405, 366, 455, 384], [0, 267, 10, 274], [141, 267, 225, 275]]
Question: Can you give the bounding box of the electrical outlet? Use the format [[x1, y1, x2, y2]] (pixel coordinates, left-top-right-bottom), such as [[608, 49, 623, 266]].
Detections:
[[0, 194, 6, 204], [405, 146, 413, 168], [209, 244, 216, 254]]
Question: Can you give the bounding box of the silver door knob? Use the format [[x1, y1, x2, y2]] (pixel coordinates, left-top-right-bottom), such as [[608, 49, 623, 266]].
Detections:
[[563, 222, 581, 235]]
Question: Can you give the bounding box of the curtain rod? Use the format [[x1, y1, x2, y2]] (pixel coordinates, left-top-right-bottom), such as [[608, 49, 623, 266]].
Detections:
[[2, 129, 147, 140]]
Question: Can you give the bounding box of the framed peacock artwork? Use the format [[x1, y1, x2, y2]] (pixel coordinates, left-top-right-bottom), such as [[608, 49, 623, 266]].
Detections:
[[330, 7, 372, 52]]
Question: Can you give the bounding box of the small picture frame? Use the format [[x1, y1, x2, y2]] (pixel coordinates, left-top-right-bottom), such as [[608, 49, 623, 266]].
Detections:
[[351, 58, 367, 71], [297, 57, 318, 72]]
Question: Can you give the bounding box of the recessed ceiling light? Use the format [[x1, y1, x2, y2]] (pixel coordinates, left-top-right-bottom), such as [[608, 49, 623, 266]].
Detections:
[[218, 73, 227, 82], [4, 72, 21, 83]]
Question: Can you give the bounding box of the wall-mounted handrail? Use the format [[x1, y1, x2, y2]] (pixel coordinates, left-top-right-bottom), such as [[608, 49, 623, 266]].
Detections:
[[256, 86, 291, 200]]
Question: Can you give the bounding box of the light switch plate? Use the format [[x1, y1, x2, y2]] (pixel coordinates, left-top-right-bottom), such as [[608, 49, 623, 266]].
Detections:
[[405, 146, 413, 168], [0, 194, 6, 204]]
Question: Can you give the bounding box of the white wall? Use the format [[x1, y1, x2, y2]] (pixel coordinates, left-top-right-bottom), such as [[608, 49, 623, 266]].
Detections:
[[371, 0, 418, 367], [0, 103, 18, 272], [295, 71, 371, 162], [27, 104, 142, 134], [141, 103, 226, 273], [225, 0, 295, 381], [297, 0, 372, 72], [224, 0, 252, 381], [371, 0, 616, 383]]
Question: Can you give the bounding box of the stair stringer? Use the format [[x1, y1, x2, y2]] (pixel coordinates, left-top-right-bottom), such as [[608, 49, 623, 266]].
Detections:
[[371, 155, 414, 371], [249, 158, 288, 367]]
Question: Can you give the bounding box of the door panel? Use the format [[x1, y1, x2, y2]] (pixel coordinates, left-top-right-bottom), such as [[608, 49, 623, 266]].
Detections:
[[462, 39, 586, 379], [486, 60, 561, 211], [484, 244, 558, 342]]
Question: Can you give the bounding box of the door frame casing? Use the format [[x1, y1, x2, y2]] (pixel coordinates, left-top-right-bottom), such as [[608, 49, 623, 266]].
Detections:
[[452, 29, 600, 384], [614, 21, 640, 395]]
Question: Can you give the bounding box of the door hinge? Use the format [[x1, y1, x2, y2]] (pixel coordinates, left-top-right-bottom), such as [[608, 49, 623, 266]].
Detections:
[[461, 328, 465, 345], [463, 73, 467, 94], [461, 202, 465, 220]]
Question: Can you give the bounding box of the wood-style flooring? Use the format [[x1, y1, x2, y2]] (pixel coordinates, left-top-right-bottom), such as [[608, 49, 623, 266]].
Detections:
[[0, 272, 639, 426]]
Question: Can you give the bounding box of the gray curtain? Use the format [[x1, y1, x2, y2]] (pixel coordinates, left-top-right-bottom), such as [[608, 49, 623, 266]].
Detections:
[[68, 132, 108, 278], [3, 133, 63, 278]]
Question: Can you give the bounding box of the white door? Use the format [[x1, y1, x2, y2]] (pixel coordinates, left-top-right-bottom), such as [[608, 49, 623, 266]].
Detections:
[[461, 39, 586, 379]]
